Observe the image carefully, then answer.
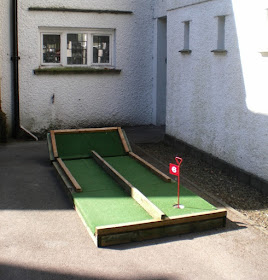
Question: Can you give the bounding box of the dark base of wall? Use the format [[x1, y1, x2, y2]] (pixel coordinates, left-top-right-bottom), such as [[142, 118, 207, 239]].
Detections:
[[0, 109, 8, 143], [164, 134, 268, 195]]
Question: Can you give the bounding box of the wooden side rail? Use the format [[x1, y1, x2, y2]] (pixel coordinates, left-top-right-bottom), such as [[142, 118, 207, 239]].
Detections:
[[51, 127, 119, 134], [129, 152, 171, 182], [91, 150, 166, 220], [118, 127, 130, 153], [96, 208, 227, 236], [57, 158, 82, 192], [50, 130, 58, 158]]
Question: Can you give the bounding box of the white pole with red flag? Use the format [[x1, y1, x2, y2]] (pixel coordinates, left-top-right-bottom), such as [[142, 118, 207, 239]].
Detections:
[[169, 157, 184, 209]]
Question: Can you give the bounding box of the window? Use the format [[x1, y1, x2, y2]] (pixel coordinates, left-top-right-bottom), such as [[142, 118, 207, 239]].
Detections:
[[217, 16, 226, 50], [40, 29, 114, 67], [179, 20, 192, 54], [183, 21, 190, 50], [93, 35, 110, 64], [211, 16, 227, 53], [211, 15, 228, 53], [67, 33, 87, 65], [43, 34, 61, 63]]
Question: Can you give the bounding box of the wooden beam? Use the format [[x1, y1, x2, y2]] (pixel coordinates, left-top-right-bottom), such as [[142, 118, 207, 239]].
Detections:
[[118, 127, 130, 153], [129, 152, 171, 182], [56, 158, 82, 192], [50, 130, 58, 158], [97, 216, 226, 247], [47, 133, 55, 161], [53, 127, 119, 134], [96, 208, 227, 236], [91, 150, 166, 220]]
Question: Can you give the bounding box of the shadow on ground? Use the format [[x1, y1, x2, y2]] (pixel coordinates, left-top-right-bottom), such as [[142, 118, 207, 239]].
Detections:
[[0, 263, 174, 280]]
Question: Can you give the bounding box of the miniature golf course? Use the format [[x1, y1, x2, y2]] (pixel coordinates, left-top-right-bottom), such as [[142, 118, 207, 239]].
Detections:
[[47, 127, 226, 247]]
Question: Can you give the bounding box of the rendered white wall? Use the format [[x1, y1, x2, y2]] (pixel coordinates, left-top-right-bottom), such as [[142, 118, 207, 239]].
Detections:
[[16, 0, 154, 134], [0, 1, 2, 101], [166, 0, 268, 181], [0, 0, 12, 134]]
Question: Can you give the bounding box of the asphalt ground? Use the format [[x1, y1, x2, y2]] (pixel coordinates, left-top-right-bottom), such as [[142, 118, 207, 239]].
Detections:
[[0, 126, 267, 280]]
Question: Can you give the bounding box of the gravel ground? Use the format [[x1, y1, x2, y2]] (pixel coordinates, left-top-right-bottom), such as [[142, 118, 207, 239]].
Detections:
[[136, 142, 268, 232]]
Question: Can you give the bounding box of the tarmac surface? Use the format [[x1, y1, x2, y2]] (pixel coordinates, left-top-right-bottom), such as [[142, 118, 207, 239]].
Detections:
[[0, 126, 267, 280]]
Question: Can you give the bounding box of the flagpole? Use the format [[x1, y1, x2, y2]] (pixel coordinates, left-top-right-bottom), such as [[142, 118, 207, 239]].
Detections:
[[175, 157, 183, 208]]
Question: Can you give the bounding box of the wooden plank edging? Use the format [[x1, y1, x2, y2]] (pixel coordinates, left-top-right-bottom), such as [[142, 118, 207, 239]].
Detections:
[[96, 208, 227, 236], [50, 130, 58, 158], [47, 133, 55, 161], [91, 150, 166, 220], [56, 158, 82, 192], [52, 127, 119, 134], [129, 152, 172, 182], [97, 216, 226, 247], [118, 127, 130, 153]]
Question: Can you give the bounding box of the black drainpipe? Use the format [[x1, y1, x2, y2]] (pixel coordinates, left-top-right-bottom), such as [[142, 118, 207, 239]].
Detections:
[[11, 0, 20, 138]]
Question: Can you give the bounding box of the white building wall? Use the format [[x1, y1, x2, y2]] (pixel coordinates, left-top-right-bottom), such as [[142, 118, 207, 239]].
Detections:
[[13, 0, 154, 134], [0, 1, 2, 103], [0, 0, 13, 132], [166, 0, 268, 181]]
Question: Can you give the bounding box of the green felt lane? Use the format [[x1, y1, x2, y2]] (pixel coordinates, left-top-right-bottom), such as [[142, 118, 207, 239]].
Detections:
[[55, 130, 126, 159], [64, 159, 152, 233], [74, 189, 152, 233], [64, 158, 118, 193], [105, 156, 217, 217]]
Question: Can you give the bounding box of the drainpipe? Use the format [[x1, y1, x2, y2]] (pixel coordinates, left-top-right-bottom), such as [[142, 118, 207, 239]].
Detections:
[[11, 0, 38, 141], [11, 0, 20, 138]]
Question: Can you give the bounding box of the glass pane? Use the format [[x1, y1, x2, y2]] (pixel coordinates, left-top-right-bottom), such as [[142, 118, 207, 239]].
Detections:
[[93, 36, 110, 63], [67, 33, 87, 65], [43, 35, 60, 63]]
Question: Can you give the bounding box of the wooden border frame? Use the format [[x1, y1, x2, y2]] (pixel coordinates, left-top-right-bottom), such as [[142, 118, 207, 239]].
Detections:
[[52, 127, 119, 134], [92, 150, 166, 220], [56, 158, 82, 192], [129, 152, 171, 182], [96, 214, 226, 247], [118, 127, 130, 153], [50, 130, 58, 158], [96, 209, 227, 236], [50, 127, 130, 159]]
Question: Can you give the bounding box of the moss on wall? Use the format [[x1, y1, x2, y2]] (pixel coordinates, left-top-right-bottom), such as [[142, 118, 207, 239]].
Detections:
[[33, 67, 121, 75]]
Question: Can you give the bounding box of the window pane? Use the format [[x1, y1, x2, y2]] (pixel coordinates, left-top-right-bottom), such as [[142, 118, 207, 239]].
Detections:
[[67, 34, 87, 65], [43, 35, 60, 63], [93, 36, 110, 63]]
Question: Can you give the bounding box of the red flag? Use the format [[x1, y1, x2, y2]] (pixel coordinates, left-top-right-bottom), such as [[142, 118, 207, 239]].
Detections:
[[169, 163, 179, 176]]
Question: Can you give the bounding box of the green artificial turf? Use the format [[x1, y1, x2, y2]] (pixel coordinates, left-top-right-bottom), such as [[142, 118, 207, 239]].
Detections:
[[63, 155, 217, 234], [105, 156, 217, 217], [55, 130, 126, 160], [64, 159, 152, 233]]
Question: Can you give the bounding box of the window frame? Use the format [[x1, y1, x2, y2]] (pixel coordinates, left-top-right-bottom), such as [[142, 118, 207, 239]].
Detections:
[[40, 28, 115, 67]]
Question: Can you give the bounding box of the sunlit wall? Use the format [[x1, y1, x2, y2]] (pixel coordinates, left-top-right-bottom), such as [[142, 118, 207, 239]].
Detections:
[[165, 0, 268, 182]]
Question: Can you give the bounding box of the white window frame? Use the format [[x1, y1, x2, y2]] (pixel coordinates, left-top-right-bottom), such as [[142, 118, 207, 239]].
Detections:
[[39, 28, 115, 67]]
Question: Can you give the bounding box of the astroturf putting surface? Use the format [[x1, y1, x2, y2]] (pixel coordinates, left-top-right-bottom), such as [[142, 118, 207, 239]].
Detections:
[[63, 156, 216, 233], [64, 158, 153, 233], [55, 130, 126, 159]]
